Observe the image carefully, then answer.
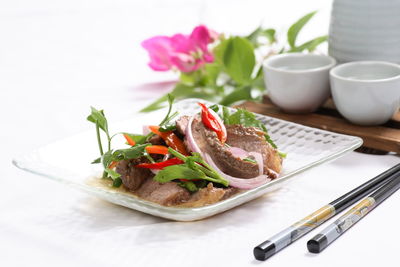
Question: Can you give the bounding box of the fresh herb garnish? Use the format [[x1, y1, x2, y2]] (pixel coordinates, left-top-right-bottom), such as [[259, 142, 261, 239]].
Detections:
[[209, 105, 285, 157], [153, 148, 229, 187], [178, 181, 198, 192], [87, 107, 111, 155], [87, 106, 151, 186], [159, 124, 177, 132], [243, 157, 257, 164]]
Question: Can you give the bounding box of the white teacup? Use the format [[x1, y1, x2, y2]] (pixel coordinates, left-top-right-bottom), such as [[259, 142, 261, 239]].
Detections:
[[263, 53, 336, 113], [330, 61, 400, 126]]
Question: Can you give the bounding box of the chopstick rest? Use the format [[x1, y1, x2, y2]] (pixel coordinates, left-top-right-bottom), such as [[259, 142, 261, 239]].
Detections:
[[253, 163, 400, 261], [307, 172, 400, 253]]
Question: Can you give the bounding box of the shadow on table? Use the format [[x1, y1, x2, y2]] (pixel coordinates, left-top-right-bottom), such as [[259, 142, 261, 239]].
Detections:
[[72, 187, 284, 244]]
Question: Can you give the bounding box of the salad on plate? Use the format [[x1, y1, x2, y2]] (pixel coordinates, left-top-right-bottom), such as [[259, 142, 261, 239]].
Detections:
[[87, 95, 284, 208]]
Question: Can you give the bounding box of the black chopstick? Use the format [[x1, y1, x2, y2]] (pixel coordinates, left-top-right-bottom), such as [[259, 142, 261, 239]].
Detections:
[[307, 171, 400, 253], [253, 163, 400, 261]]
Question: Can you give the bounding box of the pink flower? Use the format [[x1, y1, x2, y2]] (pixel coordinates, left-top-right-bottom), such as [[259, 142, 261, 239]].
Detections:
[[142, 25, 218, 73]]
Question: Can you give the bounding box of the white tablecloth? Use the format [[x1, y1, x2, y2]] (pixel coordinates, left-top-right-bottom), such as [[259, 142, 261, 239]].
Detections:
[[2, 1, 399, 266]]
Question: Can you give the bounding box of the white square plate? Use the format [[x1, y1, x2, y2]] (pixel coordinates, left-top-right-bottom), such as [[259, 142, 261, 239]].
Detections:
[[13, 99, 362, 221]]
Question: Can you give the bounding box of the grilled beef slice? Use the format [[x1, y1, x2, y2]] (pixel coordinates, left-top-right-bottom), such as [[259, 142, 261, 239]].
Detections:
[[116, 157, 151, 191], [175, 115, 190, 136], [190, 117, 260, 178], [225, 124, 282, 177], [116, 158, 191, 206], [177, 183, 239, 208]]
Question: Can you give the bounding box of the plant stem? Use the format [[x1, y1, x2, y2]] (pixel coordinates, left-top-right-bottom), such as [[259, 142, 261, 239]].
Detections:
[[96, 124, 104, 156]]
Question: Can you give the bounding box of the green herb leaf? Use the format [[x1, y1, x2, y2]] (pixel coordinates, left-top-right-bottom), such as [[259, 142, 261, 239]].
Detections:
[[178, 181, 198, 192], [208, 104, 219, 113], [247, 26, 276, 47], [105, 168, 121, 179], [158, 94, 175, 127], [91, 157, 101, 164], [122, 133, 147, 144], [87, 107, 108, 133], [219, 86, 252, 106], [290, 35, 328, 52], [287, 11, 317, 48], [102, 150, 114, 169], [225, 109, 278, 149], [154, 165, 207, 183], [112, 178, 122, 187], [159, 125, 177, 132], [140, 84, 195, 112], [213, 38, 229, 64], [223, 37, 255, 85], [111, 144, 149, 161]]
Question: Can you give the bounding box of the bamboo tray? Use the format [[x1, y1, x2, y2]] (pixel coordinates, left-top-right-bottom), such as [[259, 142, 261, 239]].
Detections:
[[238, 97, 400, 154]]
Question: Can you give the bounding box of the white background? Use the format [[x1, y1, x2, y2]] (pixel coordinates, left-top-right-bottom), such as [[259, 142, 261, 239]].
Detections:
[[1, 0, 399, 266]]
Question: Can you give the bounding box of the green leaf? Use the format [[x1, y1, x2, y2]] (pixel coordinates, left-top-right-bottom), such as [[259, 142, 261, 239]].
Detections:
[[140, 84, 195, 113], [159, 125, 177, 132], [225, 108, 257, 126], [158, 94, 175, 127], [247, 27, 276, 47], [204, 63, 221, 86], [102, 150, 114, 169], [225, 109, 279, 149], [222, 106, 230, 124], [112, 178, 122, 187], [219, 86, 252, 106], [290, 35, 328, 52], [213, 38, 229, 64], [104, 168, 121, 180], [87, 107, 108, 133], [154, 165, 207, 183], [111, 144, 149, 161], [91, 157, 101, 164], [223, 37, 256, 85], [287, 11, 317, 48], [178, 181, 199, 192], [140, 95, 168, 113], [122, 133, 147, 144]]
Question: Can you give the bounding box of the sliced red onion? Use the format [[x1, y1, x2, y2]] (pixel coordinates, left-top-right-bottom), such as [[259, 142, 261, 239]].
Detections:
[[185, 116, 203, 155], [229, 147, 249, 159], [142, 125, 150, 135], [150, 169, 160, 175], [186, 115, 270, 189], [248, 152, 264, 176], [204, 153, 271, 189]]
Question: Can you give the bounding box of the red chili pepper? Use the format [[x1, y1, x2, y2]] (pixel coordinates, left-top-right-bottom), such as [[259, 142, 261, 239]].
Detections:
[[198, 103, 227, 143], [108, 161, 118, 169], [123, 134, 136, 146], [148, 125, 188, 155], [135, 157, 184, 169], [145, 145, 169, 155]]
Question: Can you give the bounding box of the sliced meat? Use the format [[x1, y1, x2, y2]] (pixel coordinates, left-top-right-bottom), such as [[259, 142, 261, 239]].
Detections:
[[135, 178, 163, 198], [190, 117, 259, 178], [146, 182, 191, 206], [148, 135, 164, 145], [175, 115, 190, 136], [226, 125, 282, 176], [116, 157, 152, 191], [177, 183, 240, 208]]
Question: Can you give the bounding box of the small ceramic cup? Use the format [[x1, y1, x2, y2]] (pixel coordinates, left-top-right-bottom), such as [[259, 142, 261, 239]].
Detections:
[[263, 53, 336, 113], [330, 61, 400, 126]]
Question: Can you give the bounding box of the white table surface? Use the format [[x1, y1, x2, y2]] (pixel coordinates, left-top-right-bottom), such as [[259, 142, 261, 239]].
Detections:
[[1, 1, 399, 266]]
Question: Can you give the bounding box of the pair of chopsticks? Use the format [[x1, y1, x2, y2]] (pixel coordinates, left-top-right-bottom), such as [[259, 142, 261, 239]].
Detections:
[[253, 163, 400, 261]]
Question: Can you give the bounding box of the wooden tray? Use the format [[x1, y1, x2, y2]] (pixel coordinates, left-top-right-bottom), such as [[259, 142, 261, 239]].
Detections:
[[238, 97, 400, 154]]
